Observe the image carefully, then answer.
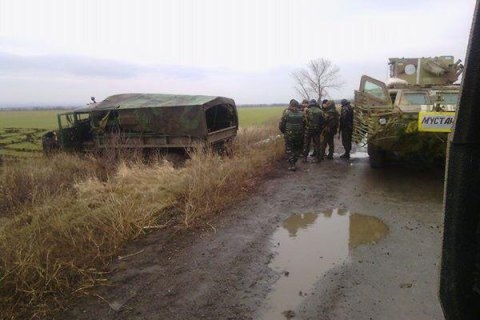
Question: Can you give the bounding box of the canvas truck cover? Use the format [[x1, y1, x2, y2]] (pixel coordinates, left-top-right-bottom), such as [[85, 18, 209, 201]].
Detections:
[[88, 93, 237, 137]]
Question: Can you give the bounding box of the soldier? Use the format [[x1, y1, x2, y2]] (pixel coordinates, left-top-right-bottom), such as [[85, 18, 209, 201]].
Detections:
[[279, 99, 305, 171], [303, 99, 324, 162], [319, 100, 339, 160], [301, 99, 309, 112], [321, 99, 329, 111], [339, 99, 354, 159]]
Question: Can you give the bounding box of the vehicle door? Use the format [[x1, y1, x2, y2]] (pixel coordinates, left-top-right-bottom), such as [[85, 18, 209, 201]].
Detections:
[[58, 112, 90, 151], [355, 75, 392, 108]]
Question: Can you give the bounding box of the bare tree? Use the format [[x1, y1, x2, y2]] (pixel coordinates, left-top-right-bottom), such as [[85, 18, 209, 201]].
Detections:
[[291, 58, 343, 102]]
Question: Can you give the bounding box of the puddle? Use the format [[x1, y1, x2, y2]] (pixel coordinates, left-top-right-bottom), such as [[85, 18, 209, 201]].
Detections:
[[259, 209, 388, 320], [350, 151, 369, 159], [350, 143, 369, 159]]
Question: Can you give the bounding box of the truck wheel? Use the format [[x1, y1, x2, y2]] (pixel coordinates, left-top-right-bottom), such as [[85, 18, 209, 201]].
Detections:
[[222, 139, 234, 157], [367, 144, 385, 168], [214, 140, 234, 157]]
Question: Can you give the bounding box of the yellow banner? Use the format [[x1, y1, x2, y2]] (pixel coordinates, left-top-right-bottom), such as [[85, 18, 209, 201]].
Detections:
[[418, 112, 455, 132]]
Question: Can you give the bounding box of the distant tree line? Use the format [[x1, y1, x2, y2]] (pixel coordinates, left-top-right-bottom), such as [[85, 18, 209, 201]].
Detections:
[[0, 106, 77, 111]]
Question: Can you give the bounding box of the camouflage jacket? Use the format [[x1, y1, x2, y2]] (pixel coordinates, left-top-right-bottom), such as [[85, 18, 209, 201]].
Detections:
[[279, 108, 305, 136], [304, 106, 325, 131], [323, 107, 339, 134]]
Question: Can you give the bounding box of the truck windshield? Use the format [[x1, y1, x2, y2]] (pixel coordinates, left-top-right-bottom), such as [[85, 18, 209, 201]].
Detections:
[[402, 93, 429, 105], [59, 112, 90, 129], [441, 93, 459, 105]]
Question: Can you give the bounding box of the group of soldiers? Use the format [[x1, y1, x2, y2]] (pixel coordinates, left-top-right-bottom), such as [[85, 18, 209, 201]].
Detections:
[[279, 98, 354, 171]]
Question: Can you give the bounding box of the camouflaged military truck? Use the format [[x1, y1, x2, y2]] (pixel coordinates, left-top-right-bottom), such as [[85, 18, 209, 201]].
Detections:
[[42, 93, 238, 155], [353, 56, 464, 167]]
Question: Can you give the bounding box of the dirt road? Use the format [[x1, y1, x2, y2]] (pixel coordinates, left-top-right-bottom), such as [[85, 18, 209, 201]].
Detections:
[[60, 149, 446, 320]]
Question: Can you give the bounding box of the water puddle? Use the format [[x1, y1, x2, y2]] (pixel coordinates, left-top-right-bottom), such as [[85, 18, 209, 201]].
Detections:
[[259, 209, 388, 319], [350, 151, 369, 159]]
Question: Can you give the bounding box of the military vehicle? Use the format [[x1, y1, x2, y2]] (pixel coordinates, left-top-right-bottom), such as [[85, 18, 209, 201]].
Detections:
[[42, 93, 238, 155], [353, 56, 464, 167]]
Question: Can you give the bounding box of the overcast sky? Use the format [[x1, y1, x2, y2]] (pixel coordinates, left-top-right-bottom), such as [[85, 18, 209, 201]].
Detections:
[[0, 0, 477, 106]]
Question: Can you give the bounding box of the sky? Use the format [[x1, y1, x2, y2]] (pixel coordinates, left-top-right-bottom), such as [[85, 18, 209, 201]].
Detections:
[[0, 0, 477, 107]]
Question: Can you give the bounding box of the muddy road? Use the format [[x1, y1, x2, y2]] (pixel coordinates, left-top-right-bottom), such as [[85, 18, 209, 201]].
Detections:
[[61, 148, 446, 320]]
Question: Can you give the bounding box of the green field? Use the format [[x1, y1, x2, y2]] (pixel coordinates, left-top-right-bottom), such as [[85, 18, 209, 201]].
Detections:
[[0, 110, 61, 157], [0, 110, 60, 129], [237, 106, 284, 127], [0, 107, 285, 157]]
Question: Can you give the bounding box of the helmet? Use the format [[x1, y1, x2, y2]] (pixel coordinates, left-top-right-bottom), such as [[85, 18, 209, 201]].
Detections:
[[309, 99, 317, 106], [322, 99, 329, 105], [301, 99, 309, 105], [341, 99, 349, 106], [289, 99, 299, 107]]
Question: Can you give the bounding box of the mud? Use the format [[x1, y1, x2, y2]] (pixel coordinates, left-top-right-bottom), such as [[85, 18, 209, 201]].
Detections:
[[59, 146, 445, 320], [260, 210, 388, 319]]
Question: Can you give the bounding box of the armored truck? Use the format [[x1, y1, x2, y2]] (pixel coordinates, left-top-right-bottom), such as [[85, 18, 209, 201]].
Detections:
[[353, 56, 463, 167], [42, 93, 238, 154]]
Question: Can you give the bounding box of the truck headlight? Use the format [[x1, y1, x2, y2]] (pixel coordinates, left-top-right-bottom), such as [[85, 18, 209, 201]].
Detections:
[[378, 118, 387, 125]]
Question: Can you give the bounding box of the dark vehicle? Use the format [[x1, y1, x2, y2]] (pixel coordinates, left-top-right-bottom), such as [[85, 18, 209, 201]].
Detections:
[[440, 1, 480, 319], [353, 56, 463, 167], [42, 93, 238, 154]]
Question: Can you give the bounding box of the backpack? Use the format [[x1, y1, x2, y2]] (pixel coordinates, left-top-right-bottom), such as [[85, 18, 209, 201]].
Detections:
[[308, 107, 325, 130], [285, 111, 304, 133]]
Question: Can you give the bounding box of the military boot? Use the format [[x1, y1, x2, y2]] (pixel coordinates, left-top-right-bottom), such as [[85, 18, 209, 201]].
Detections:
[[340, 153, 350, 159], [288, 161, 297, 171]]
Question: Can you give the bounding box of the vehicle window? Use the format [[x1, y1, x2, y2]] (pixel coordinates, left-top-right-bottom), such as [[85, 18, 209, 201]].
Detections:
[[76, 113, 90, 122], [441, 93, 459, 105], [364, 81, 386, 100], [206, 104, 237, 132], [59, 114, 75, 128], [402, 93, 429, 105]]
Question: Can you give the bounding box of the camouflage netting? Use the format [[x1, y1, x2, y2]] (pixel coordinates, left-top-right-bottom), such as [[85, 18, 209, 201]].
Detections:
[[85, 94, 237, 136], [90, 93, 235, 110]]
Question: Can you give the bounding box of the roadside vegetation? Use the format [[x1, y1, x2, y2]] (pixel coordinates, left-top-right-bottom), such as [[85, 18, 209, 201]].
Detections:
[[0, 110, 284, 318]]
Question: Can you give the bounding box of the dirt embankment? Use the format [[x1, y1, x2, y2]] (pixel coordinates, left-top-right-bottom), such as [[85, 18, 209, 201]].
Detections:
[[60, 150, 445, 320]]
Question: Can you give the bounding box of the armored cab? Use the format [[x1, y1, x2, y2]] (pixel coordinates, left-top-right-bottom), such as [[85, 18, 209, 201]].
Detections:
[[353, 56, 463, 167], [42, 93, 238, 154]]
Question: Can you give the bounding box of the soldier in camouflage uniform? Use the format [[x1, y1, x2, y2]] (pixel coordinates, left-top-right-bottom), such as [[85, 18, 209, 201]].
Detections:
[[319, 100, 339, 160], [303, 99, 325, 162], [301, 99, 309, 112], [339, 99, 354, 159], [279, 99, 305, 171], [321, 99, 329, 111]]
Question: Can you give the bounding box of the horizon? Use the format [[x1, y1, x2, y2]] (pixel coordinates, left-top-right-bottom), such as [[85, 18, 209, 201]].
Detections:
[[0, 0, 476, 106]]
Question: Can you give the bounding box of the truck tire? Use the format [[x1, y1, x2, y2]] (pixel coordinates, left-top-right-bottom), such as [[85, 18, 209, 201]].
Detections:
[[213, 139, 234, 157], [367, 144, 385, 168]]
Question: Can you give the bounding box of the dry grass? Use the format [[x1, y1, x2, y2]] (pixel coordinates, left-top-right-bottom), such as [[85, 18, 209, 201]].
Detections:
[[0, 154, 110, 216], [0, 125, 283, 319]]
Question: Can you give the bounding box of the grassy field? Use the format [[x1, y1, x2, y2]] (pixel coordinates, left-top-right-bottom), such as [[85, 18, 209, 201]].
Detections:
[[0, 107, 285, 157], [0, 125, 284, 319], [237, 106, 284, 127], [0, 110, 59, 157], [0, 105, 287, 318], [0, 110, 60, 129]]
